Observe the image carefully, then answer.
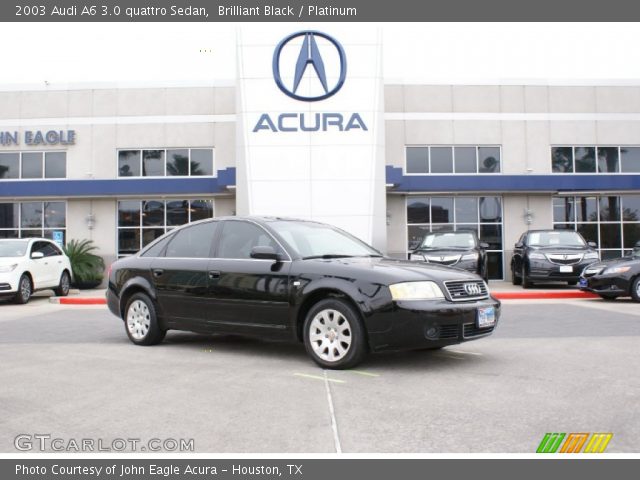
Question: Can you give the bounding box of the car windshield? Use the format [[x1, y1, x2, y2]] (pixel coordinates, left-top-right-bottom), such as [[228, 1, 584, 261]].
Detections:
[[269, 221, 382, 259], [528, 231, 586, 247], [419, 232, 476, 249], [0, 240, 28, 257]]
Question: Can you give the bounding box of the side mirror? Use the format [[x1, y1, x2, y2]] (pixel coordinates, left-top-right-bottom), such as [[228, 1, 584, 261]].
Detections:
[[31, 251, 44, 259], [515, 242, 523, 249], [588, 241, 598, 248], [250, 245, 281, 261], [479, 242, 490, 249]]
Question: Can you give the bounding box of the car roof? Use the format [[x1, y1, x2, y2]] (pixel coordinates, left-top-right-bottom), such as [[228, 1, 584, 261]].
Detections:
[[0, 237, 52, 242]]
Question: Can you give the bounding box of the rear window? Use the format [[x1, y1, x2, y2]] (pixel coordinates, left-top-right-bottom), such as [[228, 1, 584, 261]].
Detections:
[[141, 234, 174, 257]]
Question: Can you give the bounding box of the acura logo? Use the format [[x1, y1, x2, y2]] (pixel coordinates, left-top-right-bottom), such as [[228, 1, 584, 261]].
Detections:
[[272, 31, 347, 102], [463, 283, 482, 296]]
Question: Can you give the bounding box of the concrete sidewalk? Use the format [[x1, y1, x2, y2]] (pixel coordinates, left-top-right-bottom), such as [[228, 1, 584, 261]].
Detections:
[[47, 281, 598, 305]]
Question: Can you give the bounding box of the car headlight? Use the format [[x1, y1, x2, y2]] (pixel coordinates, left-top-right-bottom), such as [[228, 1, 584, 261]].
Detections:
[[529, 252, 546, 260], [389, 281, 444, 300], [603, 266, 631, 275], [0, 264, 17, 273], [584, 252, 600, 260], [461, 253, 478, 261], [409, 253, 426, 262]]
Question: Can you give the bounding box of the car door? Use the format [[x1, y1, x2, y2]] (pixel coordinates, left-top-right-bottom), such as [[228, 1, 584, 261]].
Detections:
[[206, 220, 291, 333], [150, 221, 218, 330], [42, 241, 66, 287], [28, 241, 54, 288]]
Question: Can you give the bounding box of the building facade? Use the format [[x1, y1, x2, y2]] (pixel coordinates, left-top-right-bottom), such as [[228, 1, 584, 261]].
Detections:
[[2, 31, 640, 282]]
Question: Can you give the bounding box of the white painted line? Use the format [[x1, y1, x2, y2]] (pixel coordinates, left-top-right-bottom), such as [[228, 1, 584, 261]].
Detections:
[[447, 350, 483, 356], [323, 369, 343, 454], [293, 373, 345, 384], [348, 370, 380, 377]]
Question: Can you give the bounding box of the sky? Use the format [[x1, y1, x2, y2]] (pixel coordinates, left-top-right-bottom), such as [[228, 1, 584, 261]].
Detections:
[[1, 22, 640, 86]]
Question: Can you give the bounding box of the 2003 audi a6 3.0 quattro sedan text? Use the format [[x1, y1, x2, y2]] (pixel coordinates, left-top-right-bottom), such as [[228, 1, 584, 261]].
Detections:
[[107, 217, 500, 368]]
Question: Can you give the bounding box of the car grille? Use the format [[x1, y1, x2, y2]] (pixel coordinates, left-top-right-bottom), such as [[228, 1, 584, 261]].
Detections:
[[463, 323, 495, 338], [443, 280, 489, 302], [438, 324, 459, 340], [545, 253, 584, 265], [426, 254, 461, 266]]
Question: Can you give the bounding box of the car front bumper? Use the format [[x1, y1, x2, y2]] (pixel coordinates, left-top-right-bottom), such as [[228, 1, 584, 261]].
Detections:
[[0, 271, 20, 296], [366, 297, 501, 352], [579, 274, 630, 296], [527, 260, 598, 282]]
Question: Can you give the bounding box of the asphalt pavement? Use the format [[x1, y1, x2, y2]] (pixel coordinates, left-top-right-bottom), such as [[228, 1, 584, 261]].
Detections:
[[0, 296, 638, 453]]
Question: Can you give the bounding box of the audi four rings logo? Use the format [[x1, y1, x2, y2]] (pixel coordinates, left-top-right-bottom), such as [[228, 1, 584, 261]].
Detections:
[[272, 31, 347, 101], [464, 283, 482, 295]]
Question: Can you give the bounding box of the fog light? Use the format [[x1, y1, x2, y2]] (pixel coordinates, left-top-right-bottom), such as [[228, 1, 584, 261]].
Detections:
[[425, 326, 439, 339]]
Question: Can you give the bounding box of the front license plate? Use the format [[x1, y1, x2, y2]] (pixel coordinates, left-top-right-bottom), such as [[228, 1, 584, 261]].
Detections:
[[579, 277, 588, 287], [477, 307, 496, 328], [559, 266, 573, 273]]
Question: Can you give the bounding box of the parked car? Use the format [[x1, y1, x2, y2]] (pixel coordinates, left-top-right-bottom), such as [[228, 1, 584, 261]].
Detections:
[[579, 241, 640, 301], [409, 230, 489, 280], [107, 217, 500, 369], [510, 230, 599, 288], [0, 238, 72, 304]]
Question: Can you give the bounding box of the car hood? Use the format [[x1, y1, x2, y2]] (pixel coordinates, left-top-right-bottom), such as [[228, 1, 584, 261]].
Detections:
[[588, 256, 640, 270], [413, 248, 476, 257], [299, 257, 483, 284], [529, 245, 590, 253], [0, 257, 23, 266]]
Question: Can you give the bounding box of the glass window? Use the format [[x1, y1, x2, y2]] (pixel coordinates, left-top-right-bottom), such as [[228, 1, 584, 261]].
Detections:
[[408, 225, 430, 251], [142, 228, 166, 248], [21, 152, 43, 178], [487, 252, 503, 281], [21, 202, 42, 228], [575, 196, 597, 222], [600, 224, 622, 249], [478, 147, 500, 173], [622, 196, 640, 222], [0, 230, 18, 238], [599, 197, 620, 222], [621, 147, 640, 173], [479, 197, 502, 222], [44, 152, 66, 178], [190, 199, 214, 222], [574, 147, 596, 173], [118, 229, 141, 256], [190, 149, 214, 176], [142, 201, 165, 227], [0, 203, 19, 229], [455, 197, 477, 223], [480, 224, 502, 250], [218, 221, 278, 259], [597, 147, 619, 173], [454, 147, 477, 173], [142, 150, 165, 176], [553, 197, 575, 223], [118, 150, 141, 177], [166, 149, 189, 176], [167, 200, 189, 226], [576, 224, 598, 245], [141, 233, 174, 258], [165, 221, 217, 258], [429, 147, 453, 174], [44, 202, 65, 228], [623, 223, 640, 249], [551, 147, 573, 173], [43, 230, 66, 244], [406, 147, 428, 174], [118, 201, 140, 227], [431, 197, 454, 223], [0, 153, 19, 179], [407, 197, 429, 224]]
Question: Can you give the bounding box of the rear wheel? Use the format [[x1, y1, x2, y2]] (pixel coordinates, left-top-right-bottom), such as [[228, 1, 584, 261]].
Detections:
[[303, 298, 367, 369], [13, 274, 32, 304], [124, 293, 166, 345], [54, 271, 71, 297], [631, 277, 640, 303]]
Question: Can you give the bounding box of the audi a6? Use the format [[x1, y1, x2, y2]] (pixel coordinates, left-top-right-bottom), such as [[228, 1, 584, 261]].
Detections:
[[107, 217, 500, 369], [510, 230, 599, 288]]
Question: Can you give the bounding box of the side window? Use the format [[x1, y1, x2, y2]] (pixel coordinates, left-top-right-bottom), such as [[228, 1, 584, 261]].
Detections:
[[218, 221, 280, 259], [31, 241, 51, 257], [165, 222, 217, 258], [141, 234, 174, 257], [46, 242, 62, 256]]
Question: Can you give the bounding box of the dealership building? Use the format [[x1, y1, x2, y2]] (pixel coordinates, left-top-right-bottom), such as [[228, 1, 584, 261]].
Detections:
[[2, 28, 640, 281]]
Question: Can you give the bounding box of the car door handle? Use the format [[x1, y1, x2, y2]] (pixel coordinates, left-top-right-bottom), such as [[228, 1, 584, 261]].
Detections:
[[208, 270, 221, 279], [152, 269, 164, 278]]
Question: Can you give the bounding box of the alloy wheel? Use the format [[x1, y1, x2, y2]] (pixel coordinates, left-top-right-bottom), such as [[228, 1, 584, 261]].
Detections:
[[308, 309, 353, 363], [127, 300, 151, 340]]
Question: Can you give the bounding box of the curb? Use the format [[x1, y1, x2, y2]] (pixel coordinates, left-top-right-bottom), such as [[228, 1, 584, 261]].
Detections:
[[49, 297, 107, 305]]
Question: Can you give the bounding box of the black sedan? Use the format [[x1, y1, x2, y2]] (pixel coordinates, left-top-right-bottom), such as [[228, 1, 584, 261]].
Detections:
[[107, 217, 500, 369], [579, 244, 640, 301], [511, 230, 599, 288], [409, 230, 489, 280]]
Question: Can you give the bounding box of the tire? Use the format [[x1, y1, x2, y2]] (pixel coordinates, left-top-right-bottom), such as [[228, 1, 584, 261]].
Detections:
[[303, 298, 368, 369], [599, 294, 618, 301], [631, 277, 640, 303], [521, 264, 532, 289], [13, 274, 32, 305], [54, 271, 71, 297], [123, 292, 166, 346], [511, 264, 522, 286]]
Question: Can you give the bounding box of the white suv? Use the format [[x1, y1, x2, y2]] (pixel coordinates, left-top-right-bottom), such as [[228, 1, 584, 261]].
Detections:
[[0, 238, 73, 304]]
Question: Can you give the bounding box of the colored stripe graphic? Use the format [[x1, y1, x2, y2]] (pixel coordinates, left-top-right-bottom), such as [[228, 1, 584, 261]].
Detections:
[[536, 433, 566, 453], [584, 433, 613, 453], [560, 433, 589, 453]]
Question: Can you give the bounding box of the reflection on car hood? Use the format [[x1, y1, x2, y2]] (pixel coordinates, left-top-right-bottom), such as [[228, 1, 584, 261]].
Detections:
[[530, 245, 589, 252], [301, 256, 483, 284], [413, 248, 475, 256], [590, 256, 640, 270]]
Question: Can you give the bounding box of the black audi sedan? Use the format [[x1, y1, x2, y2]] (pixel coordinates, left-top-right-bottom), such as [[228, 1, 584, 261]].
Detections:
[[511, 230, 599, 288], [409, 230, 489, 280], [579, 242, 640, 301], [107, 217, 500, 369]]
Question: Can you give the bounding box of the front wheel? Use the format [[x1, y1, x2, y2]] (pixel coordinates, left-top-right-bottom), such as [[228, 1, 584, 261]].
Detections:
[[599, 293, 618, 301], [14, 274, 32, 304], [511, 264, 522, 286], [521, 265, 533, 289], [54, 271, 71, 297], [303, 298, 367, 369], [631, 277, 640, 303], [124, 293, 166, 345]]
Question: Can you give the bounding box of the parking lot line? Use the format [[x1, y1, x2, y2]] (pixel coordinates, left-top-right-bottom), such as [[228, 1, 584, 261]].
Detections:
[[293, 373, 345, 384], [323, 370, 343, 454], [348, 370, 380, 377]]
